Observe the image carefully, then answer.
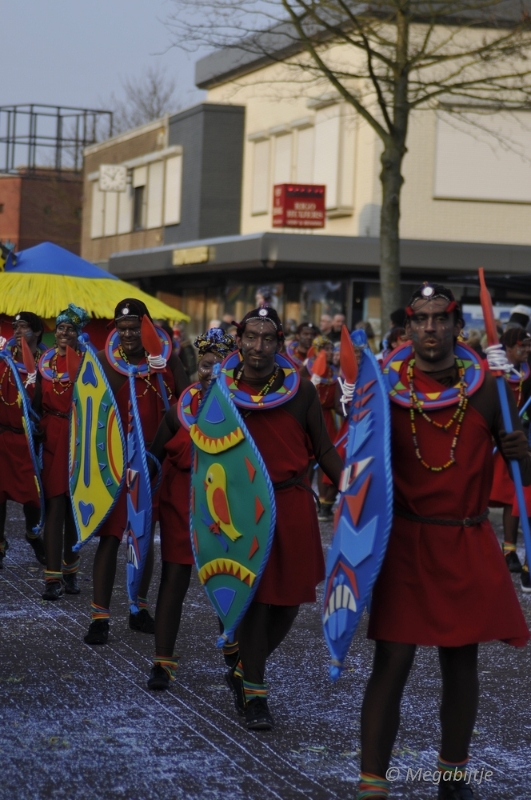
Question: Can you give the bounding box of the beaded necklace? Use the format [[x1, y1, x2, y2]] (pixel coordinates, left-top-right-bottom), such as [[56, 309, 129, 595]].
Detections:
[[118, 346, 173, 403], [51, 348, 81, 395], [407, 357, 469, 472], [222, 350, 300, 410], [507, 362, 530, 409], [0, 346, 39, 405], [234, 362, 280, 397]]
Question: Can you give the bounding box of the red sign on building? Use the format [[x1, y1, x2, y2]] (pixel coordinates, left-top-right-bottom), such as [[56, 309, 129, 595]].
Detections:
[[272, 184, 326, 228]]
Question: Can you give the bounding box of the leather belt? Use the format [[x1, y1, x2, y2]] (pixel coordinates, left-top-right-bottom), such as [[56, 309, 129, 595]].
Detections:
[[273, 470, 321, 511], [394, 506, 489, 527], [0, 423, 24, 435]]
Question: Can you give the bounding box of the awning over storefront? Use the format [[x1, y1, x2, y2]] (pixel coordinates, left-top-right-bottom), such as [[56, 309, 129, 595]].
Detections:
[[108, 231, 531, 283]]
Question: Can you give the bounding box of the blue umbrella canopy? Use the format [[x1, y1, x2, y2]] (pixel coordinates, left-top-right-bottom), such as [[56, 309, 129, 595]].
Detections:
[[0, 242, 187, 322]]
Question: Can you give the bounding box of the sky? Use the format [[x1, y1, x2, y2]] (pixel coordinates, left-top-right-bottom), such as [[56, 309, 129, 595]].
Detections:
[[3, 0, 206, 113]]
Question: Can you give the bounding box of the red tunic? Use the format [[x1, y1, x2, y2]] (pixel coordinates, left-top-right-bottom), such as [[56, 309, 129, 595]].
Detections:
[[40, 354, 73, 499], [241, 393, 324, 606], [369, 364, 529, 648], [489, 377, 523, 507], [98, 363, 176, 540], [0, 358, 39, 506], [316, 379, 339, 443], [158, 425, 194, 564]]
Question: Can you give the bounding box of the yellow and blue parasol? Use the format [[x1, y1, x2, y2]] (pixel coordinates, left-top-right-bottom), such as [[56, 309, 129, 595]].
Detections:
[[0, 242, 188, 324]]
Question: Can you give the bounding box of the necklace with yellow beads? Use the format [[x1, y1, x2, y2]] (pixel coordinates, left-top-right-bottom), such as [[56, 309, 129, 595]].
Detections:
[[118, 346, 173, 403], [407, 357, 468, 472]]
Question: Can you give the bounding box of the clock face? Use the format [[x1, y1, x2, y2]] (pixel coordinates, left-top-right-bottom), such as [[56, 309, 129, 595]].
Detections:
[[99, 164, 128, 192]]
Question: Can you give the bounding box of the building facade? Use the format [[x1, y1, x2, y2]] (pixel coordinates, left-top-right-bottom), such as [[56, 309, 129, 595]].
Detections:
[[81, 39, 531, 338]]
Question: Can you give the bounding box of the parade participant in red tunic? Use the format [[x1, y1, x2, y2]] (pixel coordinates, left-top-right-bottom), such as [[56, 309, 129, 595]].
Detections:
[[301, 335, 340, 520], [0, 312, 46, 567], [488, 328, 531, 574], [285, 322, 320, 371], [356, 285, 531, 800], [145, 328, 237, 690], [84, 299, 188, 646], [224, 307, 343, 732], [34, 305, 89, 600]]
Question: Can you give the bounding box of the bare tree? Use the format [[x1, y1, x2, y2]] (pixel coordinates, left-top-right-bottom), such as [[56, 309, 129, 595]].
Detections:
[[166, 0, 531, 326], [105, 65, 181, 135]]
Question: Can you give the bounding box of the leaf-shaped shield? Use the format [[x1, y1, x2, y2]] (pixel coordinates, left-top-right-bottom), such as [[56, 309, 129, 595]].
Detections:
[[70, 346, 125, 547], [190, 367, 276, 643], [323, 329, 393, 681]]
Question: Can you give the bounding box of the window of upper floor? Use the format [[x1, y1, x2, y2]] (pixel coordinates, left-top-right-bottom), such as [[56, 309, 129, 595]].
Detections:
[[249, 103, 356, 219], [90, 149, 182, 239]]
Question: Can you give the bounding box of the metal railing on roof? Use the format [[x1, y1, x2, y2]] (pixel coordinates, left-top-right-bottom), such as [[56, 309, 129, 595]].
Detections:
[[0, 104, 113, 177]]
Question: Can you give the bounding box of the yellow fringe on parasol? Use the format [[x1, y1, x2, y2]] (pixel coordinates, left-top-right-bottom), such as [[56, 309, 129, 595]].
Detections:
[[0, 273, 188, 323]]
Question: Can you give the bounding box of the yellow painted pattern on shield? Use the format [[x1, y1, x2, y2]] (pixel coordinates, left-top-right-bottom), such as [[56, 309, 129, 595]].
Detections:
[[197, 557, 256, 586], [189, 423, 244, 454], [70, 349, 125, 543]]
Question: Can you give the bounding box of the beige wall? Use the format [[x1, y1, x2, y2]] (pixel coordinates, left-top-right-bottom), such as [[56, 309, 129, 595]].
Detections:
[[206, 38, 531, 247]]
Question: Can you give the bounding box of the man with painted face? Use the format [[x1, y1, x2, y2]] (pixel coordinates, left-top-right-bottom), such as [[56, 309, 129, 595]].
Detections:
[[84, 299, 188, 645], [0, 312, 46, 566], [35, 304, 90, 600], [224, 306, 343, 731], [355, 284, 531, 800], [285, 321, 320, 370]]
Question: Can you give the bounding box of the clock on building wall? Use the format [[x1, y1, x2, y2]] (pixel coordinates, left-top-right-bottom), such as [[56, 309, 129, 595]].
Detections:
[[99, 164, 128, 192]]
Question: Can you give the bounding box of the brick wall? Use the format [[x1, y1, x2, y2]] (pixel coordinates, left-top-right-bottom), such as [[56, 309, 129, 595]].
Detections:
[[0, 175, 22, 248], [0, 171, 81, 253]]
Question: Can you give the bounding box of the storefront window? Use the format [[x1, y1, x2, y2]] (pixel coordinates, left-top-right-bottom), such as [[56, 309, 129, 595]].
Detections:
[[300, 280, 347, 325]]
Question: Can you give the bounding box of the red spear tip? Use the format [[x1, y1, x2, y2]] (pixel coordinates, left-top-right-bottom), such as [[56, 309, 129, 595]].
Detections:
[[66, 345, 82, 381], [312, 348, 328, 377], [340, 324, 358, 385], [141, 315, 163, 357], [20, 335, 35, 374], [478, 267, 499, 347]]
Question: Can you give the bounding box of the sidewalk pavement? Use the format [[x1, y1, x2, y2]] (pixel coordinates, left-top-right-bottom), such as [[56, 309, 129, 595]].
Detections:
[[1, 504, 530, 800]]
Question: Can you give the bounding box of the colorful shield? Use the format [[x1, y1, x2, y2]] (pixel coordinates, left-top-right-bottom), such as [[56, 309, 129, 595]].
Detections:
[[0, 348, 45, 533], [191, 366, 276, 643], [125, 372, 153, 613], [70, 346, 125, 547], [322, 330, 393, 681]]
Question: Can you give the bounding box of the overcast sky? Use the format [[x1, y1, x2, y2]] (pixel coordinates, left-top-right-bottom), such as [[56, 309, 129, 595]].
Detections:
[[4, 0, 205, 113]]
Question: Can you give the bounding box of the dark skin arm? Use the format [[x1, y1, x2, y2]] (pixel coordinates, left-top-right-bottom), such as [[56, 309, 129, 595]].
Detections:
[[32, 372, 43, 416], [304, 381, 343, 488], [148, 405, 181, 477], [488, 375, 531, 483], [168, 350, 189, 398]]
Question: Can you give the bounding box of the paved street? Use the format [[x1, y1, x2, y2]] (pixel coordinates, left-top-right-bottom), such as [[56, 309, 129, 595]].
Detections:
[[1, 503, 531, 800]]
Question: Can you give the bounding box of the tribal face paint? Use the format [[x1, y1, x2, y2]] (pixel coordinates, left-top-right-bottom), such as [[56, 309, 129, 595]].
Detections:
[[406, 298, 461, 365]]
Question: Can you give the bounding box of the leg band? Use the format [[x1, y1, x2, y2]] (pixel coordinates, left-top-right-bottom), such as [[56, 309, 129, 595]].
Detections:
[[138, 596, 149, 610], [243, 680, 267, 701], [503, 542, 516, 553], [233, 660, 244, 680], [154, 656, 179, 681], [223, 640, 239, 658], [437, 755, 469, 780], [91, 602, 110, 621], [357, 772, 390, 799], [44, 570, 63, 584], [62, 557, 80, 575]]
